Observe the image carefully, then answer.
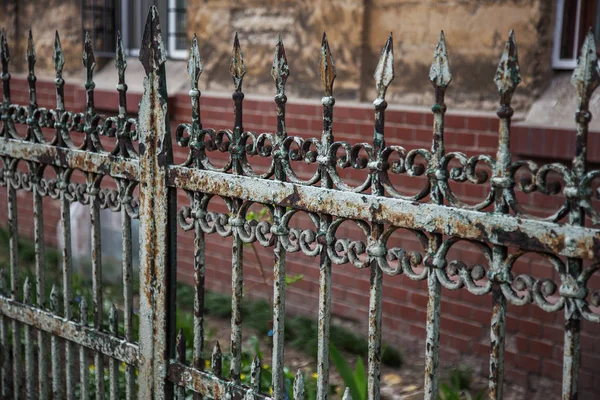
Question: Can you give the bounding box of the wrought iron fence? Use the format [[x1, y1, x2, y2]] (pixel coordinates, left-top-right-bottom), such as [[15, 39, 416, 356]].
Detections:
[[0, 5, 599, 400]]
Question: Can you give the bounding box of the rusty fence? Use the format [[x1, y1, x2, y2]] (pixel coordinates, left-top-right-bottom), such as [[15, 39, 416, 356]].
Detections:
[[0, 5, 599, 400]]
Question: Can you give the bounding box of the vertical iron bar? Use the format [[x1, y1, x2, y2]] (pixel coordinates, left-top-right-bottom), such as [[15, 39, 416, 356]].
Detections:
[[187, 35, 205, 400], [368, 34, 394, 400], [424, 32, 451, 400], [176, 330, 187, 400], [271, 34, 289, 400], [2, 32, 20, 399], [116, 32, 136, 400], [563, 31, 599, 400], [27, 29, 49, 400], [60, 179, 75, 399], [229, 32, 246, 384], [80, 298, 90, 400], [317, 32, 336, 400], [489, 30, 520, 400], [23, 279, 34, 400], [8, 160, 21, 400], [0, 270, 8, 397], [109, 304, 119, 400], [84, 31, 105, 399], [137, 6, 176, 399], [1, 35, 10, 396], [50, 286, 63, 400]]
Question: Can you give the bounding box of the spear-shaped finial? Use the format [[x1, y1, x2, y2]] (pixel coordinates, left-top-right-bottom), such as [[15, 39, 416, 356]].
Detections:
[[494, 30, 521, 105], [374, 33, 394, 100], [250, 355, 261, 391], [176, 328, 186, 363], [26, 29, 36, 73], [50, 285, 59, 312], [230, 33, 246, 92], [83, 32, 96, 82], [1, 28, 9, 69], [188, 33, 203, 88], [139, 5, 166, 76], [212, 341, 222, 376], [342, 387, 353, 400], [293, 369, 305, 400], [53, 31, 65, 75], [115, 31, 127, 79], [429, 31, 452, 90], [271, 33, 289, 95], [23, 277, 31, 304], [571, 29, 600, 110], [319, 32, 336, 96]]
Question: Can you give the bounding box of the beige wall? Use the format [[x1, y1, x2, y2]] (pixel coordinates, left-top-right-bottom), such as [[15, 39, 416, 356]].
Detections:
[[0, 0, 83, 75], [0, 0, 555, 110], [188, 0, 554, 110]]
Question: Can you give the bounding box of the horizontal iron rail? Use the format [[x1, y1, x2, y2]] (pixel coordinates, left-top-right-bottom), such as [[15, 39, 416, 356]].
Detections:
[[0, 295, 139, 365], [167, 361, 271, 400], [168, 165, 600, 260], [0, 138, 139, 181]]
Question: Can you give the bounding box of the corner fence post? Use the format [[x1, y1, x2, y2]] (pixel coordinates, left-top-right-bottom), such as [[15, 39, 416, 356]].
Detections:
[[138, 6, 177, 399]]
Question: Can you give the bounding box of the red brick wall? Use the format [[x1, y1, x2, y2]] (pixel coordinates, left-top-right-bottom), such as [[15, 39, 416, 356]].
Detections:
[[2, 77, 600, 398]]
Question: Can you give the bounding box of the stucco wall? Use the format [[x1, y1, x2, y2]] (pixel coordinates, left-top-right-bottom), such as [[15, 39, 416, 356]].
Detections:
[[187, 0, 554, 109]]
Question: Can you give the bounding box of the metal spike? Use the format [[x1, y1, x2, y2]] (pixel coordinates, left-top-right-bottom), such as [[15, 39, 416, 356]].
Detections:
[[319, 32, 336, 96], [374, 33, 394, 100], [26, 29, 36, 73], [115, 31, 127, 77], [139, 5, 166, 75], [429, 31, 451, 89], [571, 29, 600, 108], [176, 329, 186, 363], [83, 32, 96, 81], [188, 34, 203, 88], [230, 33, 246, 92], [211, 341, 222, 376], [250, 355, 261, 391], [79, 297, 88, 324], [293, 369, 305, 400], [53, 31, 65, 74], [23, 277, 31, 304], [1, 28, 9, 67], [494, 30, 521, 103], [271, 33, 289, 94], [342, 387, 352, 400], [50, 285, 59, 312]]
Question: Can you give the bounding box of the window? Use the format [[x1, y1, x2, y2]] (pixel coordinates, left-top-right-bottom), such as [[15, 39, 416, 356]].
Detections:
[[82, 0, 188, 59], [553, 0, 600, 69]]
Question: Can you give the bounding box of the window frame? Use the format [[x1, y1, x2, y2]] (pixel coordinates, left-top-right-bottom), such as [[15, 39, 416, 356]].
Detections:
[[552, 0, 583, 69]]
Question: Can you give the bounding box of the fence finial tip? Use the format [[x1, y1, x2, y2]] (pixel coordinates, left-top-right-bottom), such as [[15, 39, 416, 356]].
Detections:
[[494, 30, 521, 102], [116, 31, 127, 72], [188, 33, 202, 86], [26, 29, 36, 69], [230, 32, 246, 92], [374, 32, 394, 100], [83, 31, 96, 73], [319, 31, 336, 96], [293, 369, 305, 400], [53, 31, 64, 73], [1, 28, 9, 64], [571, 29, 600, 107], [139, 5, 166, 76], [429, 30, 451, 90], [271, 33, 289, 93]]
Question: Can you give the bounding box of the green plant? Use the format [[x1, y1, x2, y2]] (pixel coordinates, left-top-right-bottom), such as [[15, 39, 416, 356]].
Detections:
[[438, 366, 486, 400], [330, 344, 367, 400]]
